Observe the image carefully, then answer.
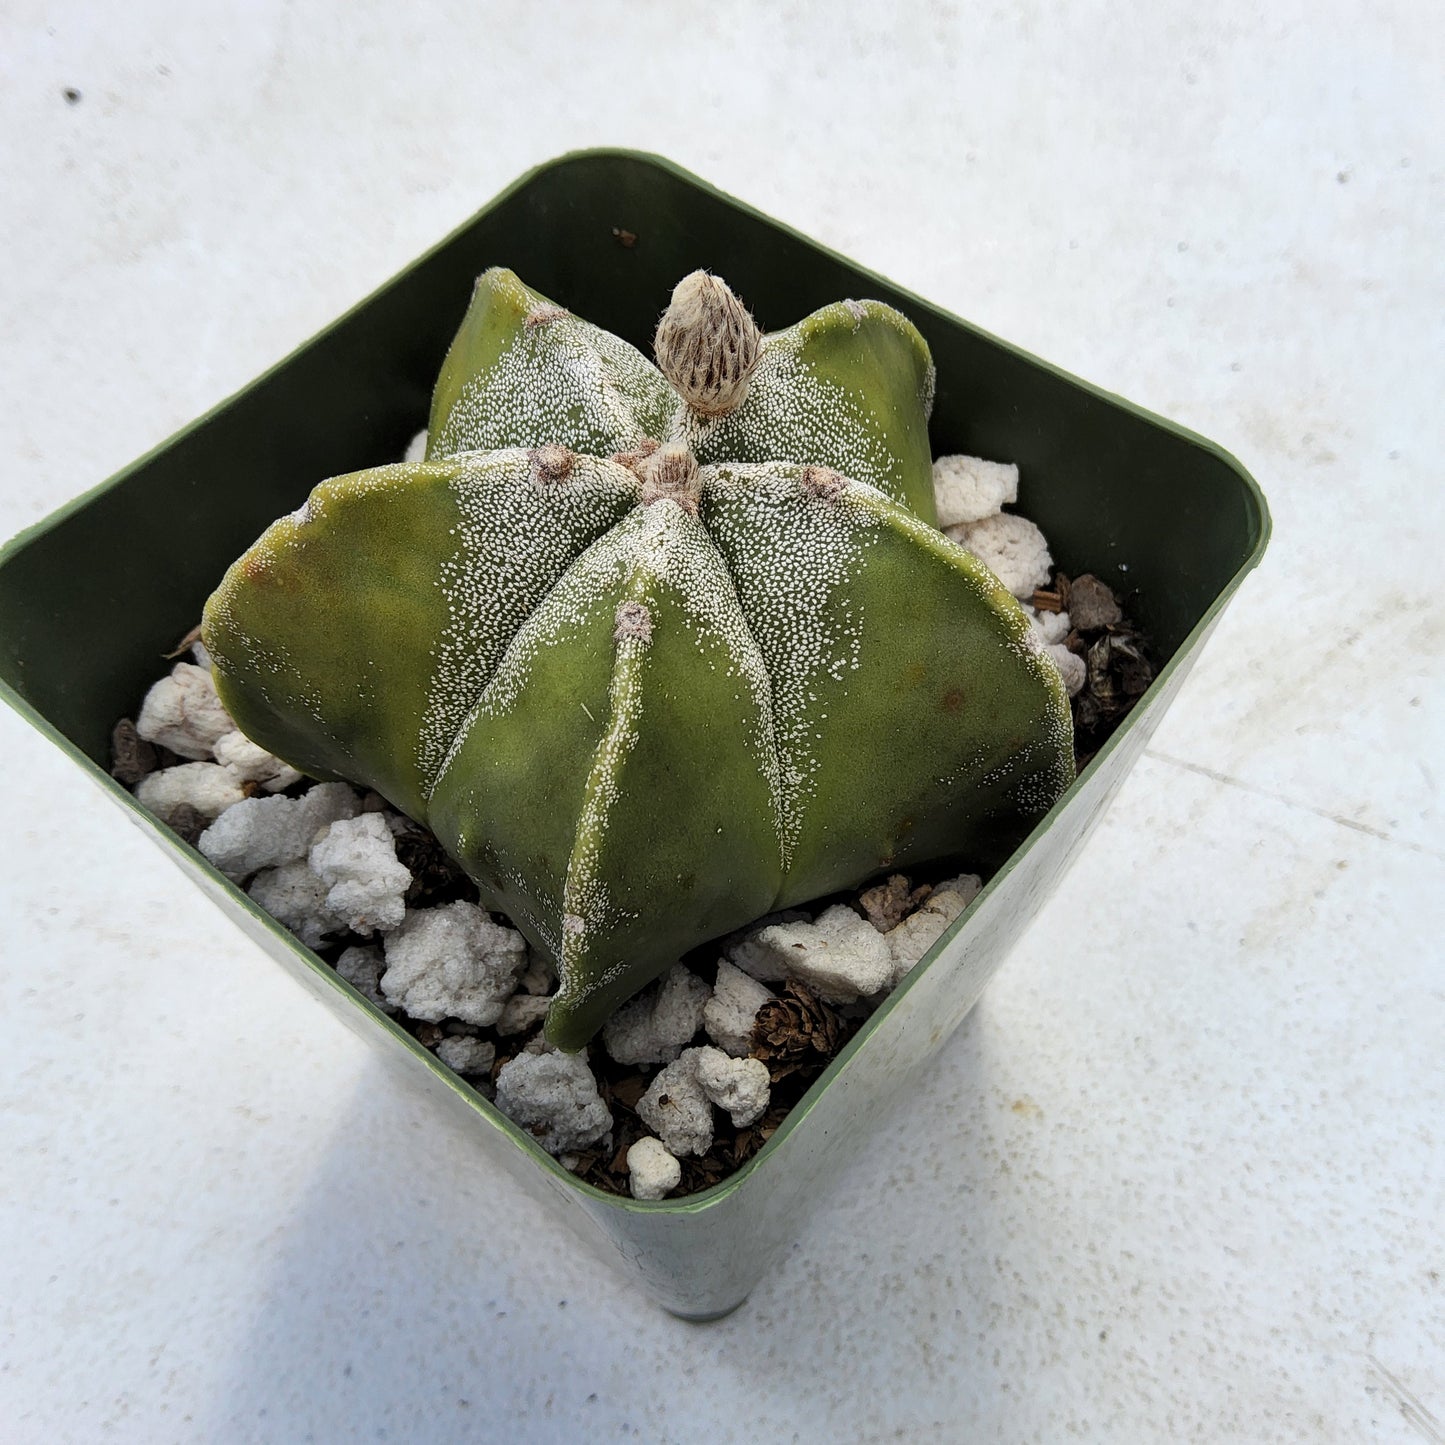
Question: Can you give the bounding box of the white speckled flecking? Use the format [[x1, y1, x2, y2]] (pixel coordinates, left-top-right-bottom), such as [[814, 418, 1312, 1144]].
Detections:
[[1, 3, 1440, 1441]]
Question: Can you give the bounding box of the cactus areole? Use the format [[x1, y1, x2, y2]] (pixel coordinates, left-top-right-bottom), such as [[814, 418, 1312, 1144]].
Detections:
[[202, 269, 1074, 1049]]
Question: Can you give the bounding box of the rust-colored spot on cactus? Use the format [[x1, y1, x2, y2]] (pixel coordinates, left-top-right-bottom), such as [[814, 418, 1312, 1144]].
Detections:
[[942, 688, 966, 713]]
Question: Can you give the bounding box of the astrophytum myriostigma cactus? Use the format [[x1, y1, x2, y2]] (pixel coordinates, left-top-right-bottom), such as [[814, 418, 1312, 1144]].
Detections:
[[202, 268, 1074, 1049]]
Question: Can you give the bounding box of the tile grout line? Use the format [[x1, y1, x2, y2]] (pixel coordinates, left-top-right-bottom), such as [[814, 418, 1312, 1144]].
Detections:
[[1143, 748, 1445, 864]]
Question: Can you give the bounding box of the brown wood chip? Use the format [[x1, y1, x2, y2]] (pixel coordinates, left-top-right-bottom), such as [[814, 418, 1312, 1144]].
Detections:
[[163, 622, 204, 660], [1067, 573, 1124, 630], [610, 1074, 648, 1109], [858, 873, 932, 933], [164, 802, 207, 846], [110, 718, 159, 786], [393, 825, 480, 909]]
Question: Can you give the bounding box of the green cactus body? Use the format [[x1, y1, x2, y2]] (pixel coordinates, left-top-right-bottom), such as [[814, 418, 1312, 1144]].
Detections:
[[203, 268, 1073, 1049]]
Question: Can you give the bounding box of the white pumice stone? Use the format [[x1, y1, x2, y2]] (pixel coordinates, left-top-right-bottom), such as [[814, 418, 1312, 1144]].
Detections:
[[947, 512, 1054, 599], [136, 661, 235, 760], [516, 951, 556, 997], [931, 453, 1020, 527], [601, 964, 711, 1065], [247, 860, 345, 948], [725, 933, 791, 983], [493, 992, 552, 1037], [626, 1137, 682, 1201], [210, 728, 303, 790], [435, 1035, 495, 1076], [693, 1045, 771, 1127], [636, 1051, 715, 1158], [403, 427, 429, 463], [307, 813, 412, 936], [334, 944, 396, 1013], [723, 909, 812, 983], [885, 874, 983, 986], [747, 903, 894, 1004], [1047, 642, 1088, 696], [493, 1048, 611, 1156], [935, 872, 984, 906], [703, 960, 774, 1057], [209, 728, 274, 779], [135, 761, 247, 824], [197, 781, 361, 882], [190, 639, 214, 671], [644, 963, 711, 1049], [600, 994, 654, 1063], [380, 901, 527, 1026], [1023, 604, 1073, 648]]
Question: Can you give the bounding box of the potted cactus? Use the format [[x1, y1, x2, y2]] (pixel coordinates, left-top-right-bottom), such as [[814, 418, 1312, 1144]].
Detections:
[[203, 266, 1074, 1051], [0, 152, 1269, 1318]]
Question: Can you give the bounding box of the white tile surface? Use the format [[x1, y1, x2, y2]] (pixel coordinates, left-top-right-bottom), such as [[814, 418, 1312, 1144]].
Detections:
[[1, 3, 1440, 1440]]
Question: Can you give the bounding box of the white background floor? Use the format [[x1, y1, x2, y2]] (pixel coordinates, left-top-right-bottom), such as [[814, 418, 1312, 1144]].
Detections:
[[1, 3, 1441, 1441]]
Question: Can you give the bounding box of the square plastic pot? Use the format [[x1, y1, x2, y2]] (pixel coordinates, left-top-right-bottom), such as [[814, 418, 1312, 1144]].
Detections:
[[0, 150, 1270, 1320]]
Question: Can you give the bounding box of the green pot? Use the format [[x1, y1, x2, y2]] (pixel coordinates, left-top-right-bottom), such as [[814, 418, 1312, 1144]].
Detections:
[[0, 151, 1269, 1320]]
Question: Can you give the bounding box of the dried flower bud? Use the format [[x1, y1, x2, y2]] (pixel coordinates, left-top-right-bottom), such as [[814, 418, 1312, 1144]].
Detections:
[[639, 442, 702, 514], [654, 271, 763, 418]]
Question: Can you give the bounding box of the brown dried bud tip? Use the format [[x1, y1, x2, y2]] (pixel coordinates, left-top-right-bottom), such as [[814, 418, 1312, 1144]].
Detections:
[[528, 444, 575, 487], [800, 464, 847, 502], [639, 442, 702, 514], [613, 600, 654, 644], [525, 303, 568, 329], [609, 437, 661, 476], [654, 271, 762, 418]]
